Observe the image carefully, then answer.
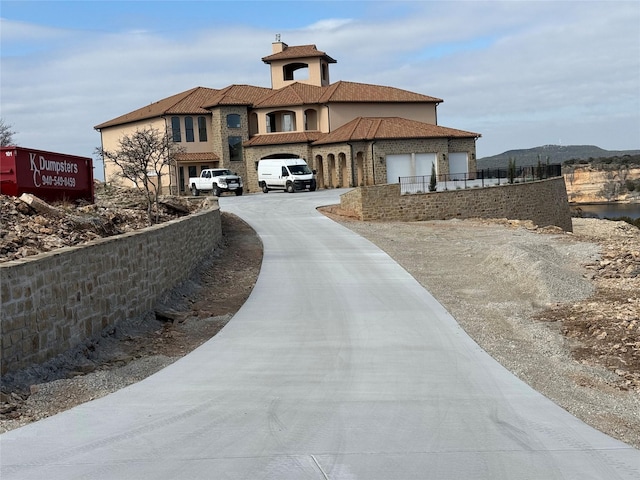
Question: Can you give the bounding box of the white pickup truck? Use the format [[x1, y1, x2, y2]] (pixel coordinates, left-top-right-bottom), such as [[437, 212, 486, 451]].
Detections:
[[188, 169, 243, 196]]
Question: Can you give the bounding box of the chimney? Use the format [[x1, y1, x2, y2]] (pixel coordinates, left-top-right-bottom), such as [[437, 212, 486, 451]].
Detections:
[[272, 34, 287, 53]]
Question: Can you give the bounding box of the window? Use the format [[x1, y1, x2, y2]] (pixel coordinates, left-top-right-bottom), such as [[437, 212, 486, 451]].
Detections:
[[266, 113, 275, 133], [198, 116, 207, 142], [227, 114, 241, 128], [188, 165, 197, 179], [283, 113, 294, 132], [185, 117, 194, 142], [171, 117, 181, 142], [229, 136, 243, 162]]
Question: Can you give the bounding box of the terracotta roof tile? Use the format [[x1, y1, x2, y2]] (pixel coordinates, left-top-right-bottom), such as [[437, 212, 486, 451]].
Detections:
[[254, 83, 325, 107], [202, 85, 273, 108], [262, 44, 336, 64], [165, 87, 221, 114], [244, 131, 323, 147], [175, 152, 220, 162], [312, 117, 480, 145], [95, 87, 219, 129], [319, 81, 442, 103]]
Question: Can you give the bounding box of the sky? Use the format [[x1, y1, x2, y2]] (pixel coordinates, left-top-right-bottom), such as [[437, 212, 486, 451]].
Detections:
[[1, 0, 639, 180]]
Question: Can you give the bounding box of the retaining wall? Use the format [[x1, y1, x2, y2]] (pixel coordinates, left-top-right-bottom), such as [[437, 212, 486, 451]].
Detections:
[[0, 205, 222, 375], [340, 177, 573, 231]]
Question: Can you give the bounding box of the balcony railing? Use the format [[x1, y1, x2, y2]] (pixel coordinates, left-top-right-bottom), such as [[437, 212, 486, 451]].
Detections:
[[399, 164, 562, 195]]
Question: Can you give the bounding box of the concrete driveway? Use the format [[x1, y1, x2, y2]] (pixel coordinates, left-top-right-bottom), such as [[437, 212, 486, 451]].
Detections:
[[1, 188, 639, 479]]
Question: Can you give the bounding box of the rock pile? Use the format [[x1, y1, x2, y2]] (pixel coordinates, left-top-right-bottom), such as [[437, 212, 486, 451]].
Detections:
[[0, 183, 199, 262], [536, 219, 640, 391]]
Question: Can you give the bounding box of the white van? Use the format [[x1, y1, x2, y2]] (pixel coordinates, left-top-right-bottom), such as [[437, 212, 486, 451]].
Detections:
[[257, 158, 317, 193]]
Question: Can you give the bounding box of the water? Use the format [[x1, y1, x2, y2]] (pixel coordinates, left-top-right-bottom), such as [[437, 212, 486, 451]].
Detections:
[[571, 203, 640, 220]]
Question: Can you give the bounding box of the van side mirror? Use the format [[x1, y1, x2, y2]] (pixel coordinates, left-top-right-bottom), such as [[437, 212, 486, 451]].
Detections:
[[312, 170, 317, 175]]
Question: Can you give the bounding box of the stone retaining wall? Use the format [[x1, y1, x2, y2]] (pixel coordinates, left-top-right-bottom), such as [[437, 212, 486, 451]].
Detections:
[[340, 177, 573, 231], [0, 205, 222, 375]]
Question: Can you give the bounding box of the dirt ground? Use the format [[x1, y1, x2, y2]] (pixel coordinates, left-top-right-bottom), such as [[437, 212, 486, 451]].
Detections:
[[1, 192, 639, 450]]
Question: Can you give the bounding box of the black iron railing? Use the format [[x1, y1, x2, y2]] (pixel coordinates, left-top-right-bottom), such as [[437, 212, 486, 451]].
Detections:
[[399, 164, 562, 195]]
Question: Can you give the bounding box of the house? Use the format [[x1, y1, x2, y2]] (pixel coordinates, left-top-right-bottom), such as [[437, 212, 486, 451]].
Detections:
[[95, 40, 481, 194]]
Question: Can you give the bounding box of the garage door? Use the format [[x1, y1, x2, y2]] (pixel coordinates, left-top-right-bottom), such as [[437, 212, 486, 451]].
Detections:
[[386, 154, 411, 183], [448, 153, 468, 180], [416, 153, 437, 176]]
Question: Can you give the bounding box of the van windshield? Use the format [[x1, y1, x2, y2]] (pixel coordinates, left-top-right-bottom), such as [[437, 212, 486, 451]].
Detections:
[[288, 164, 312, 175]]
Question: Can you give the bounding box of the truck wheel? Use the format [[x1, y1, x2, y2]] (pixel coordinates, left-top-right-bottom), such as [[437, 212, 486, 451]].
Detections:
[[286, 182, 295, 193], [235, 188, 243, 196], [309, 179, 317, 192], [213, 185, 222, 197], [191, 185, 199, 196], [261, 183, 269, 193]]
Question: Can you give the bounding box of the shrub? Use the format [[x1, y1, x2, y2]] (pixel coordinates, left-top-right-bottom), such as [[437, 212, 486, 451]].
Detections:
[[428, 163, 437, 192]]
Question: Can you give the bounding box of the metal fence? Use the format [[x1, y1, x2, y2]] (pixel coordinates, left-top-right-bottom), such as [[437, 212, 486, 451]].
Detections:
[[399, 164, 562, 195]]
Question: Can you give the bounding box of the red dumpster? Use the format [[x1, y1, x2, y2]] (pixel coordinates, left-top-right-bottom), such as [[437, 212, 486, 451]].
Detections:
[[0, 146, 94, 203]]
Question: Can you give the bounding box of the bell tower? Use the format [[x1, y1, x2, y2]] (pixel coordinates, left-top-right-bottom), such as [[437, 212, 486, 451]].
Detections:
[[262, 35, 337, 90]]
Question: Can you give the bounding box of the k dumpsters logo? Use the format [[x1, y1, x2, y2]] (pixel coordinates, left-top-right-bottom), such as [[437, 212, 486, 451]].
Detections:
[[29, 152, 79, 188]]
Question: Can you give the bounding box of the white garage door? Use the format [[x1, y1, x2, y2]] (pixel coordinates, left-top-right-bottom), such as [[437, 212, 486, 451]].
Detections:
[[386, 154, 411, 183], [448, 153, 468, 180], [416, 153, 437, 176]]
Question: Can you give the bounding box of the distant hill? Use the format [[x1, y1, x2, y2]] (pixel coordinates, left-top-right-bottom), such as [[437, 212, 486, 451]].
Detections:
[[477, 145, 640, 169]]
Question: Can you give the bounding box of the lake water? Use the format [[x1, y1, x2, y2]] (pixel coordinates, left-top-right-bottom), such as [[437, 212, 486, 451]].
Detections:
[[571, 203, 640, 220]]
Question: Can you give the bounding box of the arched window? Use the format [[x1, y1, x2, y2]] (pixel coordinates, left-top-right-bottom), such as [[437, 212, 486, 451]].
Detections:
[[171, 117, 181, 142], [185, 117, 194, 142], [227, 114, 241, 128], [198, 116, 207, 141]]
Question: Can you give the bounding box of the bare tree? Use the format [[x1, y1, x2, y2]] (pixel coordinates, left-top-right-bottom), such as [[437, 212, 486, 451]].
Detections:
[[96, 127, 183, 225], [0, 118, 17, 147]]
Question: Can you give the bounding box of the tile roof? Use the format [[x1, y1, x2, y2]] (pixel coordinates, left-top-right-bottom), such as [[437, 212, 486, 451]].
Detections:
[[262, 44, 336, 64], [253, 83, 325, 107], [95, 80, 442, 130], [95, 87, 219, 129], [312, 117, 481, 145], [175, 152, 220, 162], [253, 80, 441, 108], [243, 131, 323, 147], [319, 81, 443, 103], [201, 85, 273, 108]]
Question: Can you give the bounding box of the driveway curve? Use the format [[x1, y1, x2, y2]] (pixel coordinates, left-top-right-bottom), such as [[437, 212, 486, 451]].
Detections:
[[1, 189, 639, 479]]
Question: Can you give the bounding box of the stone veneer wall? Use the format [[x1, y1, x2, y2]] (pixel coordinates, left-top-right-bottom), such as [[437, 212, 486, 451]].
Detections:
[[0, 206, 222, 375], [340, 177, 573, 232]]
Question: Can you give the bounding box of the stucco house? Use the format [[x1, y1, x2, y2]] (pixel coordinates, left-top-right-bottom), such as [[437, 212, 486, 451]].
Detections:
[[95, 40, 481, 194]]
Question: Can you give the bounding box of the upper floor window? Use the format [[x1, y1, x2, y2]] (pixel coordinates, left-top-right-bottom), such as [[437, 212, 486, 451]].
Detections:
[[266, 113, 275, 133], [198, 116, 207, 142], [229, 136, 243, 161], [265, 110, 296, 133], [227, 114, 241, 128], [283, 113, 295, 132], [185, 117, 194, 142], [171, 116, 181, 142]]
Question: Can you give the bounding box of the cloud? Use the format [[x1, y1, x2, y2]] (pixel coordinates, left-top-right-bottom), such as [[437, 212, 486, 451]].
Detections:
[[1, 1, 638, 177]]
